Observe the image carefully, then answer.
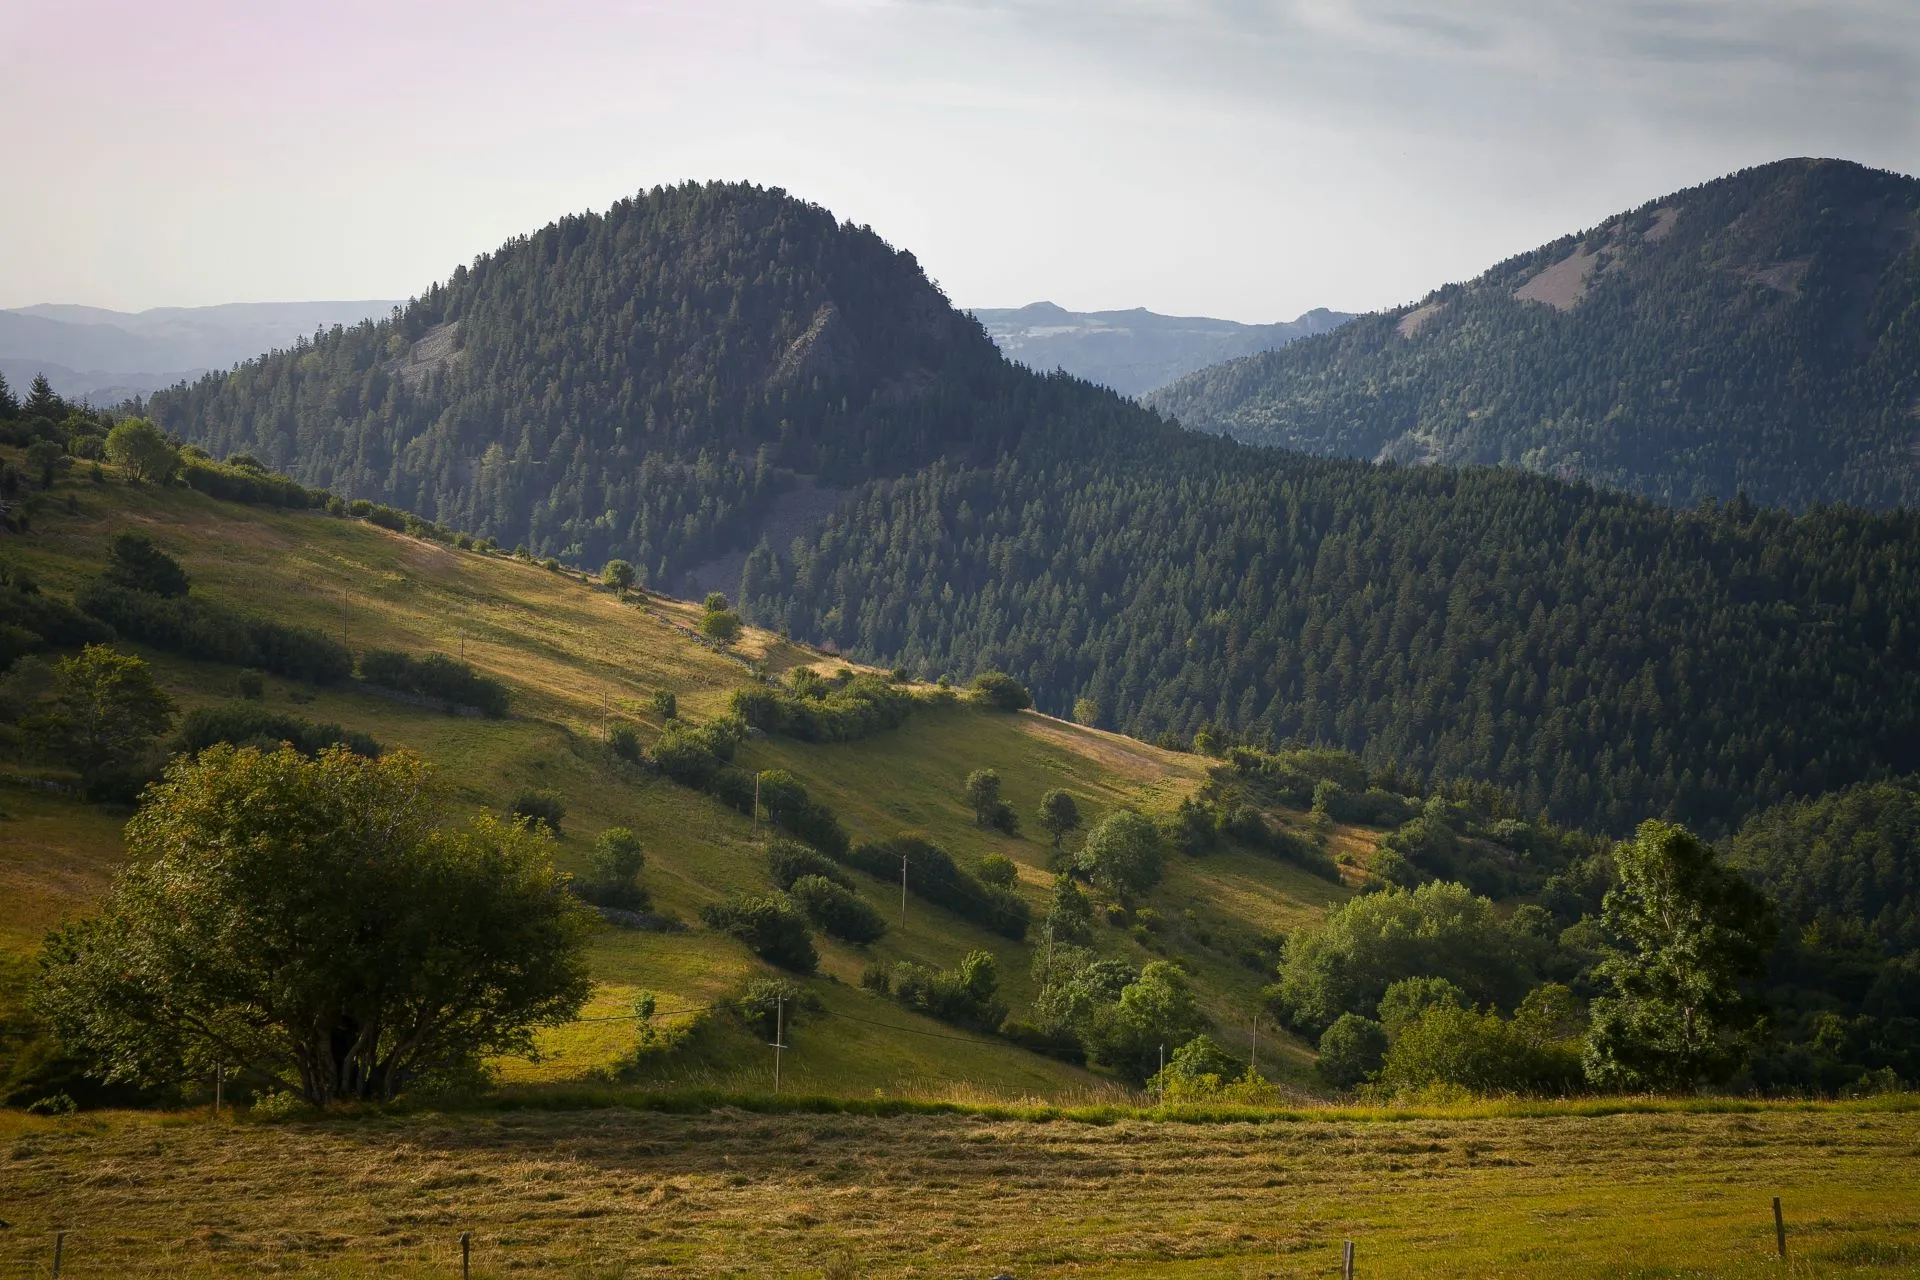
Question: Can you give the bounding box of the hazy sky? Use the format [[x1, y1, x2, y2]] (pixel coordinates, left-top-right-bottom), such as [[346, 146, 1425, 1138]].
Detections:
[[5, 0, 1915, 321]]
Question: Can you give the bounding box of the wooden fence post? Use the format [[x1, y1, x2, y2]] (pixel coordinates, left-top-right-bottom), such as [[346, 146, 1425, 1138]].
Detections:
[[52, 1232, 65, 1278], [1773, 1197, 1786, 1259], [461, 1230, 472, 1278]]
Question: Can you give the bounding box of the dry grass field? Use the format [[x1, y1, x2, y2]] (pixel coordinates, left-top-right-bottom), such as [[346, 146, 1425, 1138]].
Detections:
[[3, 1099, 1917, 1278]]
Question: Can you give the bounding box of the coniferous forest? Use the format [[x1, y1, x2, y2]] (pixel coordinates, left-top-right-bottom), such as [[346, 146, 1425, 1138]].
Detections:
[[1147, 159, 1920, 510], [145, 178, 1920, 840]]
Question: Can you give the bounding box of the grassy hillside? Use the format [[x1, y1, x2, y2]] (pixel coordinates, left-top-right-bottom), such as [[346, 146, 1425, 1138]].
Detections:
[[0, 474, 1372, 1097], [3, 1098, 1916, 1277]]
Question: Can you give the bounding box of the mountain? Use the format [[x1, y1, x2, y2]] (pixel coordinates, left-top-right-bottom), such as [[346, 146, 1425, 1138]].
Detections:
[[145, 179, 1920, 838], [0, 299, 400, 402], [971, 302, 1351, 396], [1145, 158, 1920, 510]]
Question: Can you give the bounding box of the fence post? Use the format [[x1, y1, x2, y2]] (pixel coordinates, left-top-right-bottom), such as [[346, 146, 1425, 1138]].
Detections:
[[1342, 1238, 1354, 1280], [461, 1230, 471, 1279], [1773, 1197, 1785, 1259], [52, 1232, 65, 1278]]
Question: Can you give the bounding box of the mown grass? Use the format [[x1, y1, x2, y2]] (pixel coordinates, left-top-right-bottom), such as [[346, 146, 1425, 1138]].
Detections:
[[3, 475, 1363, 1095], [2, 1100, 1916, 1277]]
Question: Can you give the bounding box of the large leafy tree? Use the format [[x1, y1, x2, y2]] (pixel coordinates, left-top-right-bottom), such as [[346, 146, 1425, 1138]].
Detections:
[[103, 419, 181, 484], [1075, 810, 1164, 901], [1582, 820, 1778, 1091], [36, 745, 593, 1105], [32, 645, 175, 799]]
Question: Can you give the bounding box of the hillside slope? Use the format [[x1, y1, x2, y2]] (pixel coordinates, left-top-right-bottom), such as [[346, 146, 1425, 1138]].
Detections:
[[973, 301, 1351, 395], [1, 476, 1375, 1098], [1147, 158, 1920, 510], [137, 180, 1920, 838]]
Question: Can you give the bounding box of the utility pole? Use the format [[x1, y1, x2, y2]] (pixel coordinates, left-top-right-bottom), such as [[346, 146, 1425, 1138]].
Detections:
[[1157, 1043, 1166, 1101], [900, 852, 909, 927], [1250, 1015, 1259, 1078], [770, 993, 787, 1093], [752, 773, 761, 839]]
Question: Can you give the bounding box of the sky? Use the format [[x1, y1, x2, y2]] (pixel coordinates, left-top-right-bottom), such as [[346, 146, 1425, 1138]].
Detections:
[[3, 0, 1916, 322]]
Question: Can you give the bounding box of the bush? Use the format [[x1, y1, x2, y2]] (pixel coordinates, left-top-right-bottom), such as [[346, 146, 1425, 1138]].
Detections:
[[1162, 796, 1220, 856], [608, 724, 642, 763], [766, 839, 852, 891], [970, 671, 1031, 711], [103, 534, 189, 598], [652, 720, 756, 812], [649, 689, 677, 719], [176, 705, 381, 759], [1149, 1033, 1244, 1099], [577, 827, 647, 910], [1377, 1002, 1583, 1096], [1083, 960, 1208, 1084], [1318, 1014, 1389, 1089], [842, 833, 1030, 939], [1038, 789, 1081, 847], [74, 582, 352, 685], [889, 950, 1004, 1031], [752, 769, 850, 857], [701, 894, 817, 973], [511, 789, 566, 835], [729, 672, 916, 742], [977, 853, 1017, 888], [1218, 803, 1340, 880], [181, 457, 315, 508], [734, 977, 807, 1040], [358, 649, 510, 717], [788, 875, 888, 945], [700, 610, 742, 642]]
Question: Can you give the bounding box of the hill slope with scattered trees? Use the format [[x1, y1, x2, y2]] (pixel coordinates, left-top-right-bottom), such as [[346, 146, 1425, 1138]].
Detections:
[[1147, 158, 1920, 510], [144, 179, 1920, 838]]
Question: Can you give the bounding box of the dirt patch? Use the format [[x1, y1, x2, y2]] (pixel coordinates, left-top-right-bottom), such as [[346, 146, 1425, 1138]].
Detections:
[[1397, 302, 1443, 338], [1017, 714, 1204, 788], [683, 475, 851, 600], [1513, 246, 1600, 311], [1747, 258, 1811, 296], [389, 321, 462, 387], [1643, 206, 1680, 242]]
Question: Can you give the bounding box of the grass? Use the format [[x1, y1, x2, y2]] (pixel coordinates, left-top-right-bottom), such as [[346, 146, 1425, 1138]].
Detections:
[[1, 472, 1373, 1095], [2, 1100, 1917, 1276]]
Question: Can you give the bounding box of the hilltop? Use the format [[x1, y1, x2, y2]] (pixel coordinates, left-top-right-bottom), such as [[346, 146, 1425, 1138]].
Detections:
[[1147, 158, 1920, 510], [136, 179, 1920, 840], [972, 301, 1351, 395]]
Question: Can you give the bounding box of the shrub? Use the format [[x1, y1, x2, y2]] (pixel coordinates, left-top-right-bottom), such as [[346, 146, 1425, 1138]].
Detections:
[[734, 977, 808, 1040], [357, 649, 510, 717], [236, 671, 264, 700], [1318, 1014, 1389, 1089], [700, 610, 742, 643], [1376, 1003, 1582, 1096], [977, 853, 1018, 888], [729, 673, 916, 742], [766, 839, 852, 891], [103, 534, 189, 597], [180, 457, 315, 507], [702, 894, 817, 973], [890, 950, 1005, 1031], [703, 592, 730, 612], [103, 419, 179, 483], [788, 875, 888, 945], [1149, 1033, 1244, 1099], [511, 789, 566, 835], [176, 705, 381, 759], [75, 583, 352, 685], [842, 833, 1030, 939], [577, 827, 647, 910], [608, 723, 642, 763], [970, 671, 1031, 711], [601, 559, 637, 593], [1162, 796, 1220, 856], [1217, 803, 1340, 880], [649, 688, 678, 719], [752, 769, 850, 857]]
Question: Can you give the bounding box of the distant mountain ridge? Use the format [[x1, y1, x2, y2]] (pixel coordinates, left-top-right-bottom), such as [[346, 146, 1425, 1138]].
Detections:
[[972, 302, 1351, 396], [1146, 158, 1920, 510], [0, 299, 401, 402]]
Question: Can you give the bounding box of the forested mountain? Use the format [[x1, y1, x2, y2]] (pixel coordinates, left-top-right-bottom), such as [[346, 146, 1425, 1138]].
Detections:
[[148, 180, 1920, 838], [972, 302, 1350, 396], [1146, 159, 1920, 510]]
